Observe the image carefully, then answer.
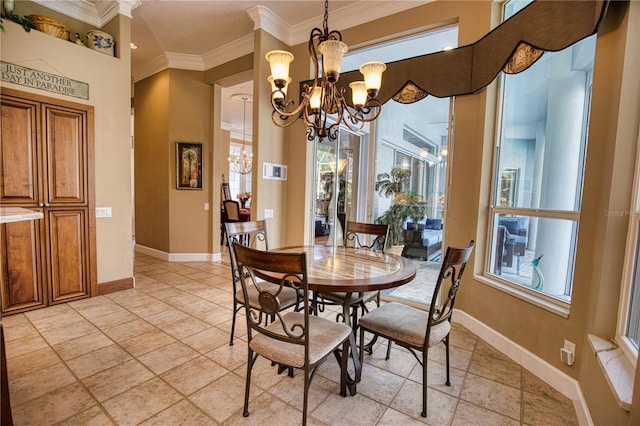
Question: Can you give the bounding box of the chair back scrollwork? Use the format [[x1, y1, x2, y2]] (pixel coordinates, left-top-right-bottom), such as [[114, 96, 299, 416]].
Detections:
[[344, 221, 389, 252], [425, 240, 475, 347], [233, 244, 309, 346]]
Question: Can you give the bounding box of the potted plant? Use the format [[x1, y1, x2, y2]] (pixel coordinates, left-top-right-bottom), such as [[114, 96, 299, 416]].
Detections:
[[374, 167, 427, 251]]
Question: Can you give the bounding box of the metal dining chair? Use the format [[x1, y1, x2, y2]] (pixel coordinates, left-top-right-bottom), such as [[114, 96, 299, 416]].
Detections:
[[315, 221, 389, 328], [358, 240, 474, 418], [233, 243, 352, 426], [221, 199, 241, 246], [223, 199, 240, 221], [224, 220, 299, 346]]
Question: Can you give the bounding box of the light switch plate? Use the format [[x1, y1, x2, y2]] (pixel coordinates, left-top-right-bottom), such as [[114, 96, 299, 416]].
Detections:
[[96, 207, 112, 218]]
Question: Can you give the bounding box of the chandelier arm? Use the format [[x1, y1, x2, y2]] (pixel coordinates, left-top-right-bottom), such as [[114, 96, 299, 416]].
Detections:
[[303, 104, 320, 141], [340, 108, 366, 133], [327, 30, 342, 41], [342, 98, 383, 124], [327, 123, 339, 141], [271, 110, 302, 128], [271, 96, 308, 119]]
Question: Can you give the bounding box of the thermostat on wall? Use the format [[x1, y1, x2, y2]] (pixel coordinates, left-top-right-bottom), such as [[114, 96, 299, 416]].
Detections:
[[263, 162, 287, 180]]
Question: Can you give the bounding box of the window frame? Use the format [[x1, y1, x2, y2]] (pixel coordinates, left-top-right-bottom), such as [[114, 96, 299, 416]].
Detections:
[[615, 127, 640, 369], [481, 3, 596, 313], [228, 141, 252, 200]]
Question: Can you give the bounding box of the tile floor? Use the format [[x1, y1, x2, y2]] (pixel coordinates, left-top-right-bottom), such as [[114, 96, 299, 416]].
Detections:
[[2, 253, 580, 425]]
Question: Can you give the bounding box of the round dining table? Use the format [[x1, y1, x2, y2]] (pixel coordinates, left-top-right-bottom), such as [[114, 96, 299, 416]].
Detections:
[[271, 244, 417, 293], [255, 244, 417, 390]]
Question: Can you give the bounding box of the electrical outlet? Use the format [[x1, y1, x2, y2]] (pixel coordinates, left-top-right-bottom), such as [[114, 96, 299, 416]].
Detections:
[[564, 340, 576, 353], [561, 339, 576, 366], [204, 203, 209, 211], [264, 209, 274, 219], [560, 348, 575, 365]]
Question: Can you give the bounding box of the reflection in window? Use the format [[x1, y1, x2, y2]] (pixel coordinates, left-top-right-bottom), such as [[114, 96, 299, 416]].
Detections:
[[487, 1, 596, 303], [229, 142, 251, 202], [499, 169, 519, 207]]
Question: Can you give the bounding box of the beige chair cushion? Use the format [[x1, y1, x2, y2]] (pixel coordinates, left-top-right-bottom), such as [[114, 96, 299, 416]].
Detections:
[[236, 281, 298, 310], [359, 302, 450, 348], [249, 312, 351, 368], [320, 291, 365, 305]]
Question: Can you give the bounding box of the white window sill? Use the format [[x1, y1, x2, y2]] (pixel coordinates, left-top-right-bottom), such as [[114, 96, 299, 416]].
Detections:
[[474, 274, 570, 317], [587, 334, 634, 411]]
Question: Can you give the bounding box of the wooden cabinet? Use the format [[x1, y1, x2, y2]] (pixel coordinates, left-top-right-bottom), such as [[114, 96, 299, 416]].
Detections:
[[0, 89, 95, 315]]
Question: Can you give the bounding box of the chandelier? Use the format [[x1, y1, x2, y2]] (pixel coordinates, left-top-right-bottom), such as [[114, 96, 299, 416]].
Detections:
[[265, 0, 386, 142], [228, 94, 252, 175]]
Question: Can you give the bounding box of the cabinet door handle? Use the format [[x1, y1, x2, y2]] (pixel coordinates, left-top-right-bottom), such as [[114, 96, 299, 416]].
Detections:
[[44, 203, 50, 207], [39, 203, 44, 207]]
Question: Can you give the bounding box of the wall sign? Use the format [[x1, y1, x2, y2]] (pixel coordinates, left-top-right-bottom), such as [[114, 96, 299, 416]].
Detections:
[[1, 61, 89, 100]]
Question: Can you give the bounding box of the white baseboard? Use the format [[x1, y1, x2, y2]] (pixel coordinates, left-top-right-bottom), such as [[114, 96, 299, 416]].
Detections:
[[134, 244, 221, 263], [454, 309, 593, 426]]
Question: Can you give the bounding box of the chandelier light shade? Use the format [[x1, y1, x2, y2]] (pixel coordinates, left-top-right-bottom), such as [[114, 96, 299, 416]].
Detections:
[[265, 0, 386, 141], [228, 94, 253, 175]]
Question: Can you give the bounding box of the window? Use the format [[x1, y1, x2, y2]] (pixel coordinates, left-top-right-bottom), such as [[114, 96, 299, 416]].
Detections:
[[228, 142, 251, 202], [486, 0, 596, 307], [342, 25, 458, 246], [617, 128, 640, 365]]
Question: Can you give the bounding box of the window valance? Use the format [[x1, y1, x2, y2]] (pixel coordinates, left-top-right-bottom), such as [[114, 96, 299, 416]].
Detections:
[[331, 0, 608, 104]]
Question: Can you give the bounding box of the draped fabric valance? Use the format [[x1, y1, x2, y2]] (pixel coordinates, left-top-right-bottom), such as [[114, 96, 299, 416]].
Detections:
[[327, 0, 608, 105]]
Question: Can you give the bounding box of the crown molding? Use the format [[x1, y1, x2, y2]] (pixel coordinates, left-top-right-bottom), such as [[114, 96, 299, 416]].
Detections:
[[31, 0, 141, 27], [132, 54, 169, 82], [133, 33, 254, 81], [201, 33, 254, 71], [117, 0, 141, 19], [130, 0, 428, 81], [247, 5, 292, 45], [246, 1, 431, 48], [165, 53, 205, 71]]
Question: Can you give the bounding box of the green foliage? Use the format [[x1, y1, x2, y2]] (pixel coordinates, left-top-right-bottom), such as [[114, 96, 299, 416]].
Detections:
[[1, 13, 35, 32], [374, 167, 427, 246], [374, 168, 411, 198]]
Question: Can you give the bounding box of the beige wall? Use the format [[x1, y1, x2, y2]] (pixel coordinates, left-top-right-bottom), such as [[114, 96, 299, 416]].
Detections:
[[168, 69, 212, 254], [1, 12, 133, 285], [134, 70, 212, 255], [134, 71, 171, 252], [253, 30, 292, 248]]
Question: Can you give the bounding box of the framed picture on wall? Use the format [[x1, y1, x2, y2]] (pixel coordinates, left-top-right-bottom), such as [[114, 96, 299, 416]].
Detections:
[[176, 142, 203, 189]]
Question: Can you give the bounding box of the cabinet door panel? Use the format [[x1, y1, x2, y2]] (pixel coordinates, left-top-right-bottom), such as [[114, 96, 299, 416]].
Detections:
[[0, 220, 46, 313], [0, 97, 40, 205], [47, 209, 89, 303], [43, 105, 86, 205]]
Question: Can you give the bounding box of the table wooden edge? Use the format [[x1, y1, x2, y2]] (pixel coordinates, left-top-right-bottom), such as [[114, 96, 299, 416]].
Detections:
[[254, 245, 417, 293]]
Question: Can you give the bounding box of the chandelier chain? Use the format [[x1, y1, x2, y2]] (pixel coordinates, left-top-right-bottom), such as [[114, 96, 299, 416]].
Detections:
[[229, 95, 252, 175], [323, 0, 329, 35]]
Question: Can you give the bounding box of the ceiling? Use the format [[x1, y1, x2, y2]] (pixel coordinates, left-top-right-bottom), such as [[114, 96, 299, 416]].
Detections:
[[34, 0, 429, 136]]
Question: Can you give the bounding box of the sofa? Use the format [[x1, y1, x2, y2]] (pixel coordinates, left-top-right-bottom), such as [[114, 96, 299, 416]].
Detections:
[[401, 219, 443, 260]]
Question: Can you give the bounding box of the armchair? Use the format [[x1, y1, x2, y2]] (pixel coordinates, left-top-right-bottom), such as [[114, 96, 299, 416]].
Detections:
[[496, 216, 529, 274]]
